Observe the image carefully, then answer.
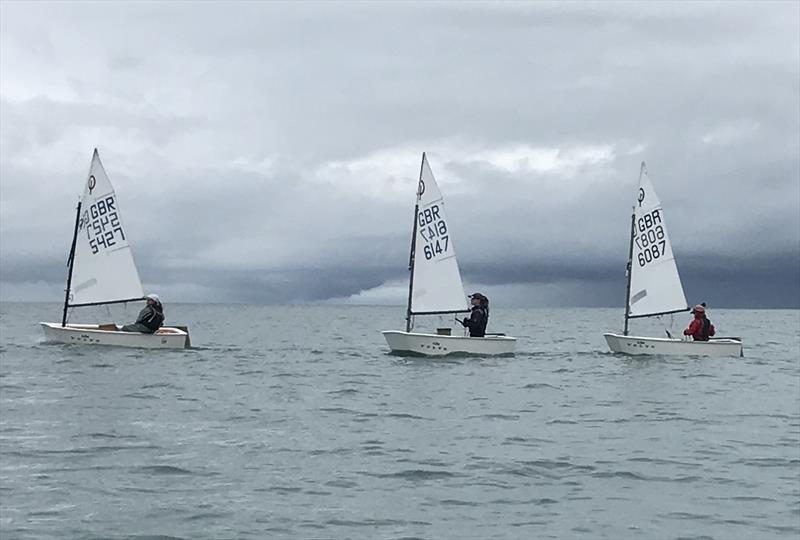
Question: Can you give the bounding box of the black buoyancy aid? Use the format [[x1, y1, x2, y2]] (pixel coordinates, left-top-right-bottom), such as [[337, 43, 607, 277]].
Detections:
[[700, 318, 711, 341], [467, 305, 488, 337], [143, 306, 165, 331]]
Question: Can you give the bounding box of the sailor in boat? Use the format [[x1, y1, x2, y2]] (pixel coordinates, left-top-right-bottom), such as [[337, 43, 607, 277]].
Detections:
[[460, 293, 489, 337], [683, 303, 716, 341], [121, 294, 165, 333]]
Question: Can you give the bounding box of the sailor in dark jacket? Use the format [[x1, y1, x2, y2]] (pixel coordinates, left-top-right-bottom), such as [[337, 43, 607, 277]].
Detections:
[[460, 293, 489, 337], [121, 294, 165, 333]]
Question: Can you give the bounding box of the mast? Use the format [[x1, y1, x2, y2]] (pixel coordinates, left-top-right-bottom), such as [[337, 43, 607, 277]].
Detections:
[[405, 152, 425, 333], [624, 161, 647, 335], [61, 201, 82, 327], [623, 206, 635, 336]]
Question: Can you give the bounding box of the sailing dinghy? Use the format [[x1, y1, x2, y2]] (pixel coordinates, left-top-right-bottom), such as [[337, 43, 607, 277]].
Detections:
[[603, 162, 742, 357], [40, 149, 190, 349], [382, 153, 516, 356]]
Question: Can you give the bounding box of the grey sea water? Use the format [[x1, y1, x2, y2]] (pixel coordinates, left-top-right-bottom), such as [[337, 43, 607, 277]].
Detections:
[[0, 302, 798, 540]]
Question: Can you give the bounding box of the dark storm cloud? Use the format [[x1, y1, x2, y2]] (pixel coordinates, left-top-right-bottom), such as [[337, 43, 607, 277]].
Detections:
[[1, 1, 798, 306]]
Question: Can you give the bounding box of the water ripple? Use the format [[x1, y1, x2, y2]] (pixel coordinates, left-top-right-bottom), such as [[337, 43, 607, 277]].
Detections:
[[1, 304, 797, 539]]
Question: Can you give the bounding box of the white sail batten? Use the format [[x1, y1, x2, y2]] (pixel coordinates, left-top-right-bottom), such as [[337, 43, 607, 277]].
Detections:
[[627, 163, 688, 318], [69, 149, 144, 306], [410, 155, 468, 314]]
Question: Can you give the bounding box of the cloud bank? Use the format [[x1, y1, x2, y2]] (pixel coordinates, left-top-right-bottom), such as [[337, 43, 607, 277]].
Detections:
[[1, 1, 798, 307]]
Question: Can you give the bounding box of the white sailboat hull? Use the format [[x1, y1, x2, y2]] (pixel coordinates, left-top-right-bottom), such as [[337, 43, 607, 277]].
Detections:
[[604, 333, 743, 357], [382, 330, 516, 356], [40, 323, 190, 349]]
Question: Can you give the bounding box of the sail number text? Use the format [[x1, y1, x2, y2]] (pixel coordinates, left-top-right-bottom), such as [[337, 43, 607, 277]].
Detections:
[[417, 204, 450, 261], [79, 196, 127, 254], [633, 209, 667, 267]]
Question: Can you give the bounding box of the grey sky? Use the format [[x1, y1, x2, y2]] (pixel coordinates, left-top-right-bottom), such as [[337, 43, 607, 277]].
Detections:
[[1, 1, 798, 307]]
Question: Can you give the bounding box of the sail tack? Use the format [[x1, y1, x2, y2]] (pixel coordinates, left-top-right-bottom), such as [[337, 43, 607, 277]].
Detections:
[[410, 155, 468, 314], [627, 163, 688, 318], [68, 149, 144, 306]]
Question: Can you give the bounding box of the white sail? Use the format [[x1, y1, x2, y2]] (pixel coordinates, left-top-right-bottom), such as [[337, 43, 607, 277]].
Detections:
[[68, 149, 144, 306], [410, 154, 468, 314], [627, 163, 688, 318]]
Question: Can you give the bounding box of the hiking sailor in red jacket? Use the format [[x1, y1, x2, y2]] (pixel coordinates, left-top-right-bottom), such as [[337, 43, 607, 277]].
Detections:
[[684, 304, 716, 341]]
